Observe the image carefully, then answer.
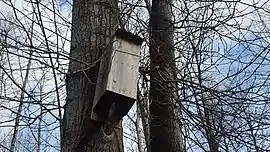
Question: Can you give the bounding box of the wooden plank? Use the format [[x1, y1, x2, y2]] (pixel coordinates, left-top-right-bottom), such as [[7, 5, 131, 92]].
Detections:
[[107, 39, 140, 99]]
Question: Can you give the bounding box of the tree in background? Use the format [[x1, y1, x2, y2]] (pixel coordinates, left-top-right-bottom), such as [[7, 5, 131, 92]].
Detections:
[[149, 0, 185, 151], [0, 0, 69, 151]]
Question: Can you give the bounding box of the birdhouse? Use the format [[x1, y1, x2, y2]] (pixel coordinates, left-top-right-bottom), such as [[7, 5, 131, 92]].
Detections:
[[91, 29, 143, 122]]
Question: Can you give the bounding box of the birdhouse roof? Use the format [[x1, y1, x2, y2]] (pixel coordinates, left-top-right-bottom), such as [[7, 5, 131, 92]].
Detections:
[[115, 29, 144, 45]]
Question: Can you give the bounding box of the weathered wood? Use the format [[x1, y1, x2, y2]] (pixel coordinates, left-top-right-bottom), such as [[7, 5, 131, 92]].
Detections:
[[91, 31, 143, 123], [108, 37, 141, 98]]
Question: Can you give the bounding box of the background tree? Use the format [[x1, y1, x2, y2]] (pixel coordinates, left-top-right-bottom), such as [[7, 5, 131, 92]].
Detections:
[[149, 0, 185, 151], [0, 0, 70, 151]]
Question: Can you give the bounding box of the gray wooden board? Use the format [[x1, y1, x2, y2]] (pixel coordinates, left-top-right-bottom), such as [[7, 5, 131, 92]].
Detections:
[[91, 37, 141, 122]]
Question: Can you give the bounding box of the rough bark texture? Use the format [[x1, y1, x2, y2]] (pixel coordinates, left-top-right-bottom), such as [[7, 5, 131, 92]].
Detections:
[[62, 0, 123, 151], [137, 90, 150, 152], [149, 0, 185, 151]]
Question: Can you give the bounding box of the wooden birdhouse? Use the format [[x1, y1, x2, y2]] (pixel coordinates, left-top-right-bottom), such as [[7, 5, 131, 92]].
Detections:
[[91, 29, 143, 122]]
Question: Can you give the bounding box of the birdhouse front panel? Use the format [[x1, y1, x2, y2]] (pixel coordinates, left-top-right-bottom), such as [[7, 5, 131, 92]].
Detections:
[[106, 38, 140, 99]]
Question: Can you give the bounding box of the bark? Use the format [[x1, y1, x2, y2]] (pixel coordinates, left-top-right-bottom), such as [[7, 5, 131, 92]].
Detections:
[[136, 104, 145, 152], [37, 87, 43, 152], [61, 0, 122, 151], [137, 88, 150, 152], [204, 105, 219, 152], [149, 0, 185, 151]]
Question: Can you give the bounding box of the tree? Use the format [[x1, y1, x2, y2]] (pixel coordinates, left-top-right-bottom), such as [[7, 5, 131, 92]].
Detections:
[[149, 0, 185, 151], [61, 0, 123, 151]]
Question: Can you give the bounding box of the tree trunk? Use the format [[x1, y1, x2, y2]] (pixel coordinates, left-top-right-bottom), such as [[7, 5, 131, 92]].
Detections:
[[10, 50, 32, 152], [149, 0, 185, 151], [137, 89, 150, 152], [61, 0, 122, 151]]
